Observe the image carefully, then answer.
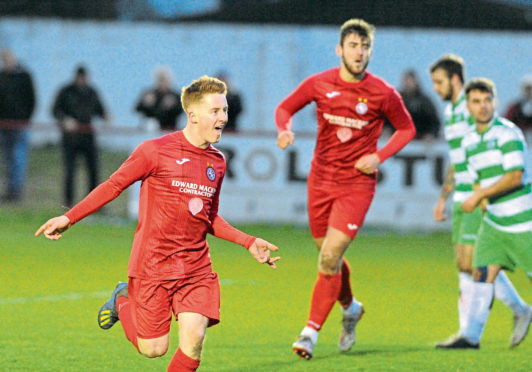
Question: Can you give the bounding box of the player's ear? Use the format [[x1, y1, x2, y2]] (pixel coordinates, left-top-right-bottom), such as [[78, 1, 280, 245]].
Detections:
[[336, 44, 342, 58], [451, 73, 460, 87], [188, 109, 198, 124]]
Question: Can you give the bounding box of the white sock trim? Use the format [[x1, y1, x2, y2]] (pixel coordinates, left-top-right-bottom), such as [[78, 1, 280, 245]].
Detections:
[[301, 326, 319, 344]]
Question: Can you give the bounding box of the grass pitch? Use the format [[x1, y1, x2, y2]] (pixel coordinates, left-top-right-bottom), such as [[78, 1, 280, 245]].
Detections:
[[0, 146, 530, 371], [1, 211, 531, 371]]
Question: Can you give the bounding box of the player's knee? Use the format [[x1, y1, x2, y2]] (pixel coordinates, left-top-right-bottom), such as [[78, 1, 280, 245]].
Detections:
[[186, 328, 206, 345], [455, 245, 473, 272], [139, 343, 168, 358], [473, 267, 488, 282], [318, 252, 341, 274], [180, 330, 206, 355], [179, 340, 204, 360], [456, 259, 472, 273]]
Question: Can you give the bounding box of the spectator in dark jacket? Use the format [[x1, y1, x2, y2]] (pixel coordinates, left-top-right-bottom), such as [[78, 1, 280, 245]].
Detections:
[[0, 48, 36, 202], [135, 66, 183, 131], [399, 69, 441, 140], [52, 65, 108, 206]]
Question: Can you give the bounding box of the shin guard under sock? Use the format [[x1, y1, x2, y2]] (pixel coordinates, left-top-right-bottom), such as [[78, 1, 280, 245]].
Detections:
[[307, 272, 342, 330]]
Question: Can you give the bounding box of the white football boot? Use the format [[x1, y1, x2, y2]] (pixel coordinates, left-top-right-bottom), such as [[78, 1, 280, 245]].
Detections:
[[338, 300, 364, 352], [293, 335, 315, 360], [510, 304, 532, 347]]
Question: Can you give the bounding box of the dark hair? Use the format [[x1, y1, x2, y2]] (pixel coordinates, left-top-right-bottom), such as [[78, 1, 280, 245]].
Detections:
[[465, 77, 496, 98], [430, 54, 465, 83], [76, 65, 87, 76], [403, 69, 418, 79], [339, 18, 375, 46]]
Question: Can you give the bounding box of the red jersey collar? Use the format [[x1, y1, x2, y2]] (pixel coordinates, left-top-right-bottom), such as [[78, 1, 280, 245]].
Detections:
[[175, 130, 213, 153]]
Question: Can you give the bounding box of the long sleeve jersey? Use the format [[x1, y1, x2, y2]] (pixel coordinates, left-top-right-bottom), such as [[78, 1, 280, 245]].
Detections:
[[65, 131, 254, 280], [275, 67, 416, 185]]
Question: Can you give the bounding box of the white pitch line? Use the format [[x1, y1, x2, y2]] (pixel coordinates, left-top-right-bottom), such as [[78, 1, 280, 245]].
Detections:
[[0, 290, 110, 305]]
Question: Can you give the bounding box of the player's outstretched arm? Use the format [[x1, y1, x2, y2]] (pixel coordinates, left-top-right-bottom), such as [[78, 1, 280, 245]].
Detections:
[[210, 215, 281, 268], [248, 238, 281, 269], [34, 215, 71, 240]]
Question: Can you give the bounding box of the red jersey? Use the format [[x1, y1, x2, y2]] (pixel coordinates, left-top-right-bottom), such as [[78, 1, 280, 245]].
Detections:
[[65, 131, 230, 280], [275, 67, 415, 185]]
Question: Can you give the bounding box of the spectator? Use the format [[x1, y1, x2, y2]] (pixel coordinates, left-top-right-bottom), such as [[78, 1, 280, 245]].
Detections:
[[399, 69, 441, 140], [216, 71, 243, 132], [52, 65, 108, 207], [0, 48, 36, 203], [135, 66, 183, 131], [504, 73, 532, 136]]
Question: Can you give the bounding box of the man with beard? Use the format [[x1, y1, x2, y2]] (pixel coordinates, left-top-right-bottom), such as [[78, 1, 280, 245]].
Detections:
[[430, 55, 531, 349], [274, 18, 416, 359], [457, 78, 532, 348]]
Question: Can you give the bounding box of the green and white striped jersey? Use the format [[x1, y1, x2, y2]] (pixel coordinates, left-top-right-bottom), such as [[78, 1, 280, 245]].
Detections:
[[462, 117, 532, 233], [443, 90, 476, 202]]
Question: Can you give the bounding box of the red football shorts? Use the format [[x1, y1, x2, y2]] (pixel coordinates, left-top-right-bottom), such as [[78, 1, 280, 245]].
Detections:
[[128, 272, 221, 339], [307, 180, 375, 239]]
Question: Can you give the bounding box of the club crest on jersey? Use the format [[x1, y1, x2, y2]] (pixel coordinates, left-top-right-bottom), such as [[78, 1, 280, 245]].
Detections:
[[356, 97, 368, 115], [206, 162, 216, 181]]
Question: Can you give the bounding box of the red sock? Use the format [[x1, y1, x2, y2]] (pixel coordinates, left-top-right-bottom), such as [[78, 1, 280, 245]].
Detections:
[[117, 296, 139, 351], [167, 348, 200, 372], [307, 272, 342, 330], [338, 258, 353, 307]]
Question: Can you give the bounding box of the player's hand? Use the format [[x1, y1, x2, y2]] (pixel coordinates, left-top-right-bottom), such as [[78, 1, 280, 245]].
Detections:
[[433, 198, 447, 221], [277, 130, 294, 150], [62, 117, 78, 132], [248, 238, 281, 269], [34, 215, 71, 240], [142, 92, 156, 106], [462, 193, 482, 213], [355, 153, 380, 174]]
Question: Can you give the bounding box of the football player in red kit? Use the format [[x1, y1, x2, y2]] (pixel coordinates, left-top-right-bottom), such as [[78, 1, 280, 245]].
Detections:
[[275, 19, 416, 359], [35, 76, 280, 372]]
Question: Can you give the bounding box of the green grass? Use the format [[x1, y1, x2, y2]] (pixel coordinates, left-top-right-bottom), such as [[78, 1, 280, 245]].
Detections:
[[1, 211, 531, 372], [0, 146, 531, 371], [0, 144, 130, 215]]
